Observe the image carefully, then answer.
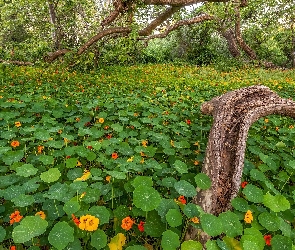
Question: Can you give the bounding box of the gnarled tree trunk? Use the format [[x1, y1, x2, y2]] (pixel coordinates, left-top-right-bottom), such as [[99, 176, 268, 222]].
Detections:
[[185, 85, 295, 243]]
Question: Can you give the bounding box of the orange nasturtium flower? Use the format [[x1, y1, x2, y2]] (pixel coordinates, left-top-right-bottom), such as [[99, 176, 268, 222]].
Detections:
[[111, 153, 118, 159], [142, 140, 148, 147], [10, 246, 16, 250], [15, 121, 21, 127], [10, 210, 23, 225], [244, 210, 253, 224], [178, 195, 186, 205], [35, 211, 46, 220], [121, 217, 134, 231], [79, 215, 99, 231], [11, 140, 20, 148], [264, 234, 272, 246], [106, 175, 111, 183], [37, 145, 44, 154], [191, 217, 200, 224]]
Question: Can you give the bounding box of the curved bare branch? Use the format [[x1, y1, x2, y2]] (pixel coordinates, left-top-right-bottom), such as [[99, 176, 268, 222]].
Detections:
[[101, 0, 125, 27], [44, 49, 71, 63], [143, 0, 228, 6], [77, 27, 132, 55], [138, 6, 181, 36], [141, 13, 215, 40], [0, 59, 33, 66]]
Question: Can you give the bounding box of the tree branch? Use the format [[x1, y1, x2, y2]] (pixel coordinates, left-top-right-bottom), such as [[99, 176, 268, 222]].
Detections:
[[138, 6, 181, 36], [44, 49, 71, 62], [143, 0, 228, 6], [101, 0, 125, 27], [140, 13, 215, 40], [77, 27, 132, 55], [0, 59, 33, 66]]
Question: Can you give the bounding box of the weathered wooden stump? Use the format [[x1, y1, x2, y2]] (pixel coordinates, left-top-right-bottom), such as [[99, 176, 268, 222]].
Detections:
[[185, 85, 295, 243]]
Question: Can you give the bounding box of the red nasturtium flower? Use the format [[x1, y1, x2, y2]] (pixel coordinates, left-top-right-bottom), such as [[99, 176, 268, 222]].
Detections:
[[138, 221, 145, 232], [11, 140, 20, 148], [121, 217, 134, 231], [241, 181, 248, 188], [10, 210, 23, 225], [106, 134, 112, 139], [264, 234, 272, 246], [178, 195, 186, 205], [72, 214, 80, 226], [112, 153, 118, 159], [87, 145, 93, 149], [10, 246, 16, 250], [186, 119, 191, 125]]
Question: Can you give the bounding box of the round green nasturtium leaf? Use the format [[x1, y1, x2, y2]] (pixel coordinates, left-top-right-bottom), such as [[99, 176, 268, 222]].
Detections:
[[218, 211, 242, 238], [3, 150, 24, 165], [63, 200, 80, 215], [66, 158, 79, 168], [174, 180, 197, 197], [106, 171, 126, 180], [161, 177, 177, 188], [16, 164, 38, 177], [241, 228, 265, 250], [231, 197, 249, 212], [125, 246, 147, 250], [39, 155, 54, 165], [132, 176, 153, 188], [87, 151, 97, 161], [133, 186, 161, 211], [40, 168, 61, 183], [161, 230, 180, 250], [242, 240, 260, 250], [200, 214, 223, 237], [242, 184, 263, 203], [181, 240, 202, 250], [80, 188, 101, 204], [144, 210, 166, 237], [12, 216, 48, 243], [258, 212, 280, 231], [166, 209, 182, 227], [0, 226, 6, 243], [263, 192, 290, 212], [90, 229, 107, 249], [205, 240, 219, 250], [156, 199, 179, 220], [88, 206, 110, 225], [48, 222, 74, 250], [64, 238, 82, 250], [34, 130, 51, 140], [194, 173, 211, 190], [173, 160, 188, 174], [163, 147, 175, 156], [183, 203, 200, 218], [12, 194, 35, 207], [271, 235, 292, 250]]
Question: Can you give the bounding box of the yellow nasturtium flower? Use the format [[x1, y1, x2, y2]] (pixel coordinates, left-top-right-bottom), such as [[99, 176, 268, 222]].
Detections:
[[108, 233, 126, 250], [244, 210, 253, 223], [74, 170, 91, 181], [35, 211, 46, 220], [79, 215, 99, 231]]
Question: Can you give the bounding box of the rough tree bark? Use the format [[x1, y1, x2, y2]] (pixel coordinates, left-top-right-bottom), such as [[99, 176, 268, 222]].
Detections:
[[221, 28, 240, 58], [185, 85, 295, 243]]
